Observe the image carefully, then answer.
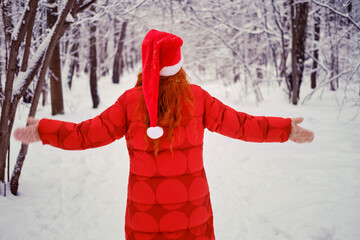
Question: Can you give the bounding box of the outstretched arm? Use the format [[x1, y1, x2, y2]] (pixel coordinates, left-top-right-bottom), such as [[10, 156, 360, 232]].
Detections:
[[14, 93, 128, 150], [202, 89, 313, 143]]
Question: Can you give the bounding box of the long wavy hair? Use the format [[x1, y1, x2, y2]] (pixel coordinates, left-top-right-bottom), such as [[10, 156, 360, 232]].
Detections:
[[135, 68, 194, 155]]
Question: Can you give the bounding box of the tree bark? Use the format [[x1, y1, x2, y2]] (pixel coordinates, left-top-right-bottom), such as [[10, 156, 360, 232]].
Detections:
[[21, 7, 37, 103], [311, 9, 321, 89], [328, 0, 339, 91], [290, 0, 298, 104], [67, 26, 80, 89], [1, 0, 10, 106], [346, 1, 352, 39], [290, 1, 309, 104], [89, 5, 99, 108], [47, 0, 64, 115], [112, 21, 127, 84], [272, 0, 291, 96], [0, 34, 2, 107], [3, 0, 12, 44], [347, 1, 352, 25]]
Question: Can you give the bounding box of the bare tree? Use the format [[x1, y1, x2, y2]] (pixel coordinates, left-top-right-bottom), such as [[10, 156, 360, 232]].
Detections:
[[271, 0, 291, 97], [290, 0, 309, 105], [67, 25, 80, 89], [0, 0, 95, 196], [89, 5, 99, 108], [311, 8, 321, 89], [0, 0, 39, 194], [327, 0, 339, 91], [21, 1, 37, 104], [112, 21, 128, 84], [47, 0, 64, 115]]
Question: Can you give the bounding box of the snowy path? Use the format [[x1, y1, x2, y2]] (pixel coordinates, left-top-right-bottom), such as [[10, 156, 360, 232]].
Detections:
[[1, 74, 359, 240]]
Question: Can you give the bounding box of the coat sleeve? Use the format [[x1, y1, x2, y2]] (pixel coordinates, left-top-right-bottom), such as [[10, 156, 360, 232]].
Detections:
[[202, 88, 291, 142], [37, 93, 127, 150]]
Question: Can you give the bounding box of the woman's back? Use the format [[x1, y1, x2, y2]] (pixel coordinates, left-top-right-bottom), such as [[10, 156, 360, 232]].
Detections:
[[123, 84, 214, 239]]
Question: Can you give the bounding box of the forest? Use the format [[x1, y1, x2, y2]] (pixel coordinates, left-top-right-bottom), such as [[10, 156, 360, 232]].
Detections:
[[0, 0, 359, 196], [0, 1, 359, 239]]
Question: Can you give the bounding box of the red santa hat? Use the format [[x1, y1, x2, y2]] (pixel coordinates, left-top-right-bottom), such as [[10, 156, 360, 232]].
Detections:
[[142, 29, 184, 139]]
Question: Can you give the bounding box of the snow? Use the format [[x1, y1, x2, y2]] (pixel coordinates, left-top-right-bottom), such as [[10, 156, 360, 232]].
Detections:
[[1, 70, 360, 240], [66, 13, 75, 23]]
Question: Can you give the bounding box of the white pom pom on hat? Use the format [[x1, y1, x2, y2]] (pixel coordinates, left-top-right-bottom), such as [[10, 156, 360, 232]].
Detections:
[[146, 126, 164, 139], [141, 29, 184, 139]]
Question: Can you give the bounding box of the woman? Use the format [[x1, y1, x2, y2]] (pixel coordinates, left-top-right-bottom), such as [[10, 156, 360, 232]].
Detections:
[[14, 29, 314, 240]]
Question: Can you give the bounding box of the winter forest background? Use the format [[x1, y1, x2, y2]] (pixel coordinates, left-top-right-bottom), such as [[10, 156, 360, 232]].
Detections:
[[0, 0, 360, 240]]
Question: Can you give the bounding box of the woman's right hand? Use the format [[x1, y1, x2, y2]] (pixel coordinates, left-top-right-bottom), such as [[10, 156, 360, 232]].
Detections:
[[13, 117, 41, 144]]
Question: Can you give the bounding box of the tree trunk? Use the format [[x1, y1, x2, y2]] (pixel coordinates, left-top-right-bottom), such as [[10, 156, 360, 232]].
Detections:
[[47, 0, 64, 115], [3, 0, 12, 44], [290, 1, 309, 104], [311, 9, 321, 89], [89, 5, 99, 108], [0, 36, 2, 107], [330, 45, 339, 91], [346, 1, 352, 39], [112, 21, 127, 84], [21, 7, 37, 104], [328, 0, 339, 91], [347, 1, 352, 25], [272, 0, 291, 97], [1, 0, 10, 106], [42, 82, 48, 106], [99, 22, 109, 77], [290, 0, 298, 104], [67, 26, 80, 89]]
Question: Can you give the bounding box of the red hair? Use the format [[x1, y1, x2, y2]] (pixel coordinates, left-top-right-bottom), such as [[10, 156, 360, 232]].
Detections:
[[135, 68, 194, 155]]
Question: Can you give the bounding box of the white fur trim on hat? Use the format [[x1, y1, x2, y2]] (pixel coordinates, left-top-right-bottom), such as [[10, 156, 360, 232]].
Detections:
[[160, 53, 184, 76], [147, 126, 164, 139]]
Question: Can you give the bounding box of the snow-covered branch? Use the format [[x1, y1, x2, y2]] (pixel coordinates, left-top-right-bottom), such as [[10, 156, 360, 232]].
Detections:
[[11, 0, 31, 41], [122, 0, 147, 15], [311, 0, 360, 31]]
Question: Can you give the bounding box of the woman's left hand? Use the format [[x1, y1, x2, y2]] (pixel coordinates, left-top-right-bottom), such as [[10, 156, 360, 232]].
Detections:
[[289, 117, 314, 143]]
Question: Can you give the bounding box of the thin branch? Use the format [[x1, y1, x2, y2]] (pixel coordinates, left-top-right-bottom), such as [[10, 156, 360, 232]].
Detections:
[[77, 0, 96, 14], [311, 0, 360, 30], [301, 69, 353, 104], [122, 0, 147, 15], [304, 50, 329, 74], [21, 5, 37, 72], [212, 15, 280, 38]]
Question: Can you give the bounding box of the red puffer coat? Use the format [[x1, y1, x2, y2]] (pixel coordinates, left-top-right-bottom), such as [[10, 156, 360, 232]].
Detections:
[[38, 84, 291, 240]]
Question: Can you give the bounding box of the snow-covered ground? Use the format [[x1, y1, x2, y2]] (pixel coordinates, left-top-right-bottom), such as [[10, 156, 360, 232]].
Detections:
[[1, 70, 359, 240]]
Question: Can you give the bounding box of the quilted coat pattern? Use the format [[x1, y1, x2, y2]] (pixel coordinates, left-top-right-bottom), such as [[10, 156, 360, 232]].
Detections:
[[38, 84, 291, 240]]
